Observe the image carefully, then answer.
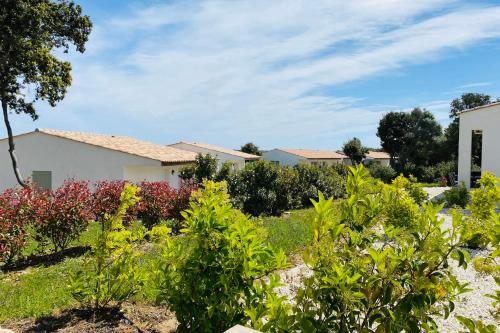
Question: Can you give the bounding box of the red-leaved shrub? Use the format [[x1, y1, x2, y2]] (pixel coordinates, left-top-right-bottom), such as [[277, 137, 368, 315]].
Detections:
[[0, 184, 48, 264], [92, 180, 140, 224], [137, 181, 178, 229], [37, 180, 94, 252]]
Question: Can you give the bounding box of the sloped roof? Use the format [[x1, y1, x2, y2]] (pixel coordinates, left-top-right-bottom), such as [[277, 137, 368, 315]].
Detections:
[[279, 148, 345, 159], [170, 141, 260, 160], [35, 129, 197, 163], [457, 101, 500, 115], [366, 151, 390, 159]]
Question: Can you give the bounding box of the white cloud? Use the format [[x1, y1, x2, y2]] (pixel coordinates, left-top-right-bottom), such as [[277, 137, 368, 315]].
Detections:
[[10, 0, 500, 149]]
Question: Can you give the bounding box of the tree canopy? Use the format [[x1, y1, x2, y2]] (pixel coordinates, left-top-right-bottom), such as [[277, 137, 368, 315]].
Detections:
[[240, 142, 261, 156], [0, 0, 92, 186], [342, 137, 368, 165]]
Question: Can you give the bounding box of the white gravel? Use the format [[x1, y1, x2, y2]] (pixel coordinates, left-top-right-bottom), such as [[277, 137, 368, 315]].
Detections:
[[272, 212, 499, 332]]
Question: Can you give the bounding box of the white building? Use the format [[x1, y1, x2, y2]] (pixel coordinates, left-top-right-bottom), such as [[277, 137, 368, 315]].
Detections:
[[458, 102, 500, 188], [168, 141, 260, 170], [364, 151, 391, 167], [0, 129, 197, 191], [262, 148, 345, 167]]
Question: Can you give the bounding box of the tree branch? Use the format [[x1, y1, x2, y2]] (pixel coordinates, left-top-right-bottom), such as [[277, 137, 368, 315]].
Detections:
[[1, 96, 27, 188]]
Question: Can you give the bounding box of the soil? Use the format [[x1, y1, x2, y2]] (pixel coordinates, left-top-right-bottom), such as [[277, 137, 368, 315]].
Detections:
[[2, 303, 178, 333]]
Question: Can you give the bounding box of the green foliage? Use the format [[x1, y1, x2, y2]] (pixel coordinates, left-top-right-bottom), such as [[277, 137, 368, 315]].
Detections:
[[179, 153, 218, 183], [295, 163, 345, 207], [392, 174, 428, 204], [258, 209, 315, 255], [229, 160, 293, 216], [444, 182, 469, 208], [463, 173, 500, 249], [240, 142, 261, 156], [456, 316, 497, 333], [0, 0, 92, 118], [421, 160, 457, 184], [342, 137, 368, 165], [365, 161, 396, 183], [150, 181, 288, 332], [69, 184, 146, 311], [377, 108, 443, 177], [274, 164, 472, 332]]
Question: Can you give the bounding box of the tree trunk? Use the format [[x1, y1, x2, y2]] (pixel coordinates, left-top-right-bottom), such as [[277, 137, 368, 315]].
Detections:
[[1, 97, 27, 188]]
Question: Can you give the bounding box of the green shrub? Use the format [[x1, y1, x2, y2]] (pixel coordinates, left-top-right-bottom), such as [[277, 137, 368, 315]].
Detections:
[[277, 165, 472, 332], [392, 174, 428, 204], [463, 172, 500, 249], [365, 161, 396, 183], [295, 164, 345, 207], [150, 181, 288, 332], [69, 184, 146, 311], [421, 161, 457, 184], [444, 182, 469, 208], [179, 153, 218, 183]]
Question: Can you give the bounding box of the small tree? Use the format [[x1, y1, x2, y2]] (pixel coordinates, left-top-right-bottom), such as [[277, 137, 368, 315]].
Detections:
[[180, 154, 218, 183], [342, 137, 368, 165], [240, 142, 261, 156], [0, 0, 92, 187]]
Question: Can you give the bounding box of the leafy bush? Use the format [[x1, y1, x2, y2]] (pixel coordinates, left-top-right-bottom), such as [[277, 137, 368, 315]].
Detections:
[[179, 153, 218, 183], [137, 181, 177, 229], [392, 174, 427, 204], [444, 182, 469, 208], [463, 172, 500, 249], [69, 184, 146, 311], [282, 165, 472, 332], [365, 161, 396, 183], [421, 160, 457, 184], [295, 164, 345, 206], [151, 181, 288, 332], [0, 185, 47, 265], [229, 160, 284, 216], [37, 180, 94, 252], [92, 180, 137, 223]]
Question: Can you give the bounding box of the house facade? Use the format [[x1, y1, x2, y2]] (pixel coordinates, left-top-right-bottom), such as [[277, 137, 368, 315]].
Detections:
[[364, 151, 391, 167], [0, 129, 197, 191], [458, 102, 500, 188], [168, 141, 260, 170], [262, 148, 345, 167]]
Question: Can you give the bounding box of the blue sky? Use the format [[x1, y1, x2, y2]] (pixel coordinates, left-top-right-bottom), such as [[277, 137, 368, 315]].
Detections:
[[7, 0, 500, 150]]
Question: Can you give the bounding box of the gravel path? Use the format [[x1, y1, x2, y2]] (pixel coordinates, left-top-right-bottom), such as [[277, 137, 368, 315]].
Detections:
[[423, 186, 450, 201], [273, 213, 499, 332]]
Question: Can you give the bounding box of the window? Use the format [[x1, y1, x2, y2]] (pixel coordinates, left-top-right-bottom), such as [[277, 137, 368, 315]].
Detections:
[[32, 171, 52, 190]]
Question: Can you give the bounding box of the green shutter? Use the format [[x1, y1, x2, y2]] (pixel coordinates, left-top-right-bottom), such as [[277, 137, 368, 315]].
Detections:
[[32, 171, 52, 190]]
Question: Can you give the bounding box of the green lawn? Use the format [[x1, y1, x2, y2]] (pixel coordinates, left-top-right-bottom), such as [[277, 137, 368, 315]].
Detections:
[[258, 208, 315, 255], [0, 210, 318, 321]]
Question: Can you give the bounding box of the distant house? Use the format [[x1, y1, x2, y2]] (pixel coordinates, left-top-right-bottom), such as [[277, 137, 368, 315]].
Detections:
[[262, 148, 345, 167], [364, 151, 391, 167], [458, 102, 500, 188], [168, 141, 260, 170], [0, 129, 197, 191]]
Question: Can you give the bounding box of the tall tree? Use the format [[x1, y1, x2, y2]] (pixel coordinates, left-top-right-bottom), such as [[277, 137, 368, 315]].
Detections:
[[240, 142, 261, 156], [342, 137, 368, 165], [377, 108, 442, 173], [0, 0, 92, 187], [444, 93, 495, 161], [376, 111, 411, 165]]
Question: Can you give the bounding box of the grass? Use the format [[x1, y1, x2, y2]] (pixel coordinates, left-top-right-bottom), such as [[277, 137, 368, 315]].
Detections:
[[0, 222, 101, 321], [0, 209, 318, 322], [258, 208, 315, 255]]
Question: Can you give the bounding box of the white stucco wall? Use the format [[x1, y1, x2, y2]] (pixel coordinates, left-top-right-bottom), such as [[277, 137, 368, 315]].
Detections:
[[458, 104, 500, 188], [169, 142, 246, 170], [304, 158, 344, 166], [262, 149, 304, 166], [0, 132, 184, 190], [364, 158, 390, 167]]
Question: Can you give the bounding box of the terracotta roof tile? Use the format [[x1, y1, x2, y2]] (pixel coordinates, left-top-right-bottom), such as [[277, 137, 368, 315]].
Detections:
[[279, 148, 345, 159], [36, 129, 197, 163], [170, 141, 260, 160], [366, 151, 390, 159]]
